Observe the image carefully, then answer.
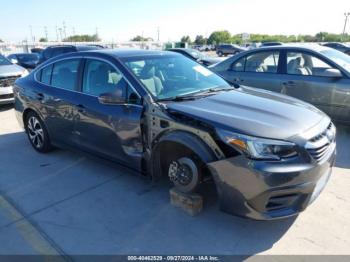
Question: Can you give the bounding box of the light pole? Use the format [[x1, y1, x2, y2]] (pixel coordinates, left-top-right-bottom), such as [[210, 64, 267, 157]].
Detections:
[[342, 12, 350, 41], [29, 25, 34, 43], [44, 26, 48, 41], [157, 26, 160, 42]]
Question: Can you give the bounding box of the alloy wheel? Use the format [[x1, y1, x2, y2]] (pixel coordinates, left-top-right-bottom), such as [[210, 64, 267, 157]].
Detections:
[[27, 116, 44, 149]]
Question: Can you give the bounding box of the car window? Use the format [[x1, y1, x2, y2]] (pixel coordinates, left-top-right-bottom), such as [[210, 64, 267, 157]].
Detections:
[[51, 59, 80, 90], [287, 52, 334, 76], [245, 51, 279, 73], [39, 64, 53, 85], [231, 57, 245, 72], [0, 55, 12, 65], [83, 59, 134, 101]]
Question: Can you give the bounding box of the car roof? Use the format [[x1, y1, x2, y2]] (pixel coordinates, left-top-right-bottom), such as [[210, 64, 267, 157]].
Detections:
[[79, 48, 179, 58], [10, 53, 38, 56], [253, 43, 331, 52]]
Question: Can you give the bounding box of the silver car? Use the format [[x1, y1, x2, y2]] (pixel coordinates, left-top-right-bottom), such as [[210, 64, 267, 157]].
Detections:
[[211, 45, 350, 123], [0, 54, 28, 105]]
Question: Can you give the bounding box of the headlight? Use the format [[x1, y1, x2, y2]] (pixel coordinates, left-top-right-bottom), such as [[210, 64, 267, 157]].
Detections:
[[21, 70, 29, 77], [217, 129, 298, 160]]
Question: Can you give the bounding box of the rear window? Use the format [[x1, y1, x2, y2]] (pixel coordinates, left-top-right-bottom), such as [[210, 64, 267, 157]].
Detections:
[[39, 64, 53, 85], [51, 59, 80, 90]]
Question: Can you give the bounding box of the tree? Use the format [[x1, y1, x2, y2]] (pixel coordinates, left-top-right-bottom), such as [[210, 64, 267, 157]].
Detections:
[[39, 37, 48, 42], [63, 34, 100, 42], [194, 35, 206, 45], [0, 39, 3, 43], [180, 35, 192, 44], [208, 30, 231, 45], [130, 35, 153, 41]]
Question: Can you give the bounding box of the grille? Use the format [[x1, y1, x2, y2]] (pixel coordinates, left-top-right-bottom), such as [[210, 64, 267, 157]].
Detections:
[[306, 122, 335, 162], [0, 75, 20, 88], [0, 94, 14, 99]]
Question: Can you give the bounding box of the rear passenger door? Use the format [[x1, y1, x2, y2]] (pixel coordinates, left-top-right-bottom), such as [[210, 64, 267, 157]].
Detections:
[[221, 51, 283, 93], [36, 58, 82, 145], [74, 58, 143, 168]]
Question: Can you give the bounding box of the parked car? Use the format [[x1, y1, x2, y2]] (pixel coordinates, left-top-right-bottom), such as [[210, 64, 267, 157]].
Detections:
[[38, 45, 102, 64], [260, 42, 283, 47], [7, 53, 40, 69], [216, 44, 246, 56], [14, 49, 335, 220], [31, 48, 44, 54], [211, 44, 350, 123], [323, 42, 350, 55], [0, 54, 28, 105], [168, 48, 224, 66]]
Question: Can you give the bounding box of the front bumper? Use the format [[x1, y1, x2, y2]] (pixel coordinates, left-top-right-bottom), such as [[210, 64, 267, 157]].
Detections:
[[208, 142, 336, 220], [0, 86, 14, 105]]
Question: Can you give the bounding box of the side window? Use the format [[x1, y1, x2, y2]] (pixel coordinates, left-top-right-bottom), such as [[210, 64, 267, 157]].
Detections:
[[231, 57, 245, 72], [287, 52, 334, 76], [39, 64, 53, 85], [51, 59, 80, 90], [245, 52, 279, 73], [83, 59, 128, 98]]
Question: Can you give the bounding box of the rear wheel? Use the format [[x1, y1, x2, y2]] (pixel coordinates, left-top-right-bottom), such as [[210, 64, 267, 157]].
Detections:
[[217, 51, 223, 57], [25, 112, 52, 153]]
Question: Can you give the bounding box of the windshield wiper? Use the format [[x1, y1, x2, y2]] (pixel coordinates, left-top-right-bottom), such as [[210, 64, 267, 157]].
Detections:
[[157, 86, 238, 102], [157, 94, 205, 102]]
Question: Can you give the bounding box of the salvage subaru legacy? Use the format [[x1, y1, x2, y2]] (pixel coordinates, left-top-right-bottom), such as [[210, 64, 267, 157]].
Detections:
[[14, 49, 336, 220]]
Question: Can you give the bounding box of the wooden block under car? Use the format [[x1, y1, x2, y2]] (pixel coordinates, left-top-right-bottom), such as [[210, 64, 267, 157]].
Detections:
[[169, 187, 203, 216]]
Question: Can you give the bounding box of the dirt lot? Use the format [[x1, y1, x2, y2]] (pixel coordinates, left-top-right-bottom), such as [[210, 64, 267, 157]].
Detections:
[[0, 105, 350, 257]]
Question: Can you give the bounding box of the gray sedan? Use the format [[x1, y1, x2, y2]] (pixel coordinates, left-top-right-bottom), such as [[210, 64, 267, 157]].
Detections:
[[211, 45, 350, 123]]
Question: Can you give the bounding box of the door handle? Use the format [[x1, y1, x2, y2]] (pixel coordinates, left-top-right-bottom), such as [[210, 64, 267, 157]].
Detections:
[[233, 77, 244, 83], [36, 92, 44, 101], [76, 104, 85, 113], [283, 81, 296, 87]]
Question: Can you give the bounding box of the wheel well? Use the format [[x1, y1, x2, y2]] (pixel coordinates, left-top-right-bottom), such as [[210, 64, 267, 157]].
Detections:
[[158, 141, 195, 170], [22, 108, 37, 126], [151, 140, 211, 182]]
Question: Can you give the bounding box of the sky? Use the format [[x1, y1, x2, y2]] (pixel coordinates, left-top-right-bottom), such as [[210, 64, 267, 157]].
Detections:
[[1, 0, 350, 42]]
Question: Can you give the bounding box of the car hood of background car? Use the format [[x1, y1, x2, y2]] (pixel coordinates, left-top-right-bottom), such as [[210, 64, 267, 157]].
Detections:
[[166, 86, 328, 140], [0, 64, 26, 77]]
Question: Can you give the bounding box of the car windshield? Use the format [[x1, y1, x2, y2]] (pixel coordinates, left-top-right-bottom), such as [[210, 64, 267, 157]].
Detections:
[[17, 53, 39, 62], [122, 55, 231, 100], [321, 49, 350, 73], [0, 55, 12, 66]]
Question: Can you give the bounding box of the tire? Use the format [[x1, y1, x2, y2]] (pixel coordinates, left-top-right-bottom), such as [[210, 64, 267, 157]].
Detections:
[[217, 51, 223, 57], [165, 151, 203, 193], [25, 112, 52, 153]]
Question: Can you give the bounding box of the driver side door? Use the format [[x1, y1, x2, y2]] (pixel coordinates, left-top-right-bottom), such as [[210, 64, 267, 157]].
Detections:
[[74, 58, 144, 169]]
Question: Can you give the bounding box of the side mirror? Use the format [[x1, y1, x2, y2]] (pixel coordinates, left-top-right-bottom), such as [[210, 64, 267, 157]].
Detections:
[[98, 92, 125, 105], [10, 58, 18, 64], [318, 68, 343, 78]]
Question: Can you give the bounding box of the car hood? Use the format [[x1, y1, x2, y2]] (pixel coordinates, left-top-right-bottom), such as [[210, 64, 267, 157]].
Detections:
[[0, 64, 26, 77], [165, 86, 328, 140]]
